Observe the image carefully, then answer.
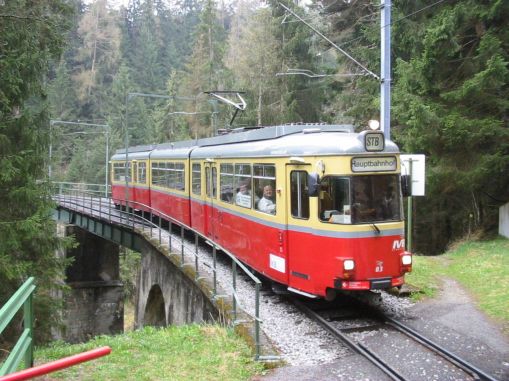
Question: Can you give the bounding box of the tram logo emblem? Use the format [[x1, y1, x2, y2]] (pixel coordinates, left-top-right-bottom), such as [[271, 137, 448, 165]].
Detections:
[[392, 239, 405, 251], [375, 261, 384, 273]]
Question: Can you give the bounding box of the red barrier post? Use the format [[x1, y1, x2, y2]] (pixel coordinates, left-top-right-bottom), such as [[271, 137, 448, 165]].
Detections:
[[0, 346, 111, 381]]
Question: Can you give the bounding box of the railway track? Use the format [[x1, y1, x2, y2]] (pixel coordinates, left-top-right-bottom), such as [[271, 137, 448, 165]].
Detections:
[[290, 296, 500, 381]]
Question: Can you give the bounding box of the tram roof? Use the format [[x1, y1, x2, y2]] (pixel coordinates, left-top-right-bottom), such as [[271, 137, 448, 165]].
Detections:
[[112, 124, 399, 160], [195, 124, 354, 147], [110, 150, 152, 161], [191, 129, 399, 159]]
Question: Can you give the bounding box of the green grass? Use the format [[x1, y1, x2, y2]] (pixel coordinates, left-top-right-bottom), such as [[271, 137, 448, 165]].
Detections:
[[404, 255, 444, 299], [35, 325, 265, 381], [406, 236, 509, 325]]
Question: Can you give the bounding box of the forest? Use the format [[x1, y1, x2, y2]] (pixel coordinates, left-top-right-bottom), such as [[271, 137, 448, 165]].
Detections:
[[0, 0, 508, 339]]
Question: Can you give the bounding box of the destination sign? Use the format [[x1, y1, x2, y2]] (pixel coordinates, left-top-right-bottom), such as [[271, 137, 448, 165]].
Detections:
[[351, 156, 397, 172]]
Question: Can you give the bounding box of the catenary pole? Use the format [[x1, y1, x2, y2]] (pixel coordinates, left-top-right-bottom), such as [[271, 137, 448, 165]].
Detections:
[[381, 0, 391, 139], [278, 1, 391, 138]]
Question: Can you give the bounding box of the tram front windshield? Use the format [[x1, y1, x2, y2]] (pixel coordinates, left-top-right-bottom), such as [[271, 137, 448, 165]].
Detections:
[[319, 175, 401, 224]]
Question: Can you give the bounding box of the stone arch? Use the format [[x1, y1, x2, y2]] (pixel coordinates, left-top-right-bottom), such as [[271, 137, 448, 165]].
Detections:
[[143, 284, 166, 327]]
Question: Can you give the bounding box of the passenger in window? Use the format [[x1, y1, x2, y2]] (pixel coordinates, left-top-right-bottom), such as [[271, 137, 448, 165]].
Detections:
[[221, 184, 233, 202], [235, 183, 251, 208], [258, 185, 276, 214]]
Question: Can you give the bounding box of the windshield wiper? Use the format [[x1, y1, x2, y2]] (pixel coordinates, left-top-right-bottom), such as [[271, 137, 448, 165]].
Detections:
[[371, 223, 380, 234]]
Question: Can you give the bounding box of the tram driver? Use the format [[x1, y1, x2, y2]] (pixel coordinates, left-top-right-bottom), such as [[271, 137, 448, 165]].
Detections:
[[257, 185, 276, 214]]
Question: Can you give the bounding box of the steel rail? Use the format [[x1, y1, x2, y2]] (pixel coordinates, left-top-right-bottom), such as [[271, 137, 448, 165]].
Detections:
[[346, 293, 498, 381], [386, 317, 499, 381], [291, 298, 407, 381]]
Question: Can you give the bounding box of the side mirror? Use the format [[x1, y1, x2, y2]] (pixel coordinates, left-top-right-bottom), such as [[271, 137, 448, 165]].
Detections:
[[308, 173, 320, 197], [401, 175, 411, 197]]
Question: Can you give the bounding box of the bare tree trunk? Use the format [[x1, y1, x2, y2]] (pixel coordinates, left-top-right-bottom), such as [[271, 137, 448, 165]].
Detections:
[[471, 190, 480, 226], [431, 202, 439, 254], [88, 7, 99, 97], [257, 82, 262, 126], [208, 25, 213, 89]]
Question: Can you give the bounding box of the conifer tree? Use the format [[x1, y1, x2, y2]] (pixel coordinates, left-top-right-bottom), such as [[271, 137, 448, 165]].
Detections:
[[267, 0, 324, 123], [0, 0, 74, 342], [48, 61, 79, 121], [226, 2, 281, 126], [393, 0, 509, 252], [180, 0, 229, 137], [74, 0, 121, 115]]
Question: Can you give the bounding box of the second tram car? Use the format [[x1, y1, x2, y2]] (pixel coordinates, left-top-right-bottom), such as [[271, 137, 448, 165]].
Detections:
[[110, 124, 412, 299]]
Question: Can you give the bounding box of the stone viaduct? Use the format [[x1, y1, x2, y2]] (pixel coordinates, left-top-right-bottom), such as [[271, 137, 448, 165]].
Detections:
[[53, 207, 221, 344]]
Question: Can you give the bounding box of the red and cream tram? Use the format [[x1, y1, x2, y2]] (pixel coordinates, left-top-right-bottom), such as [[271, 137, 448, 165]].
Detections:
[[110, 124, 412, 299]]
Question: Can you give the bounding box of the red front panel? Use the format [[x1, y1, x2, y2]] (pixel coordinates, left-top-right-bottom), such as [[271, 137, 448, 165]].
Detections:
[[287, 230, 407, 295]]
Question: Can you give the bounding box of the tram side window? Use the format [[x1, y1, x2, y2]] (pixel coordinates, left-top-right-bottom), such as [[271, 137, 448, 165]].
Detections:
[[319, 177, 351, 224], [138, 162, 147, 184], [175, 163, 185, 191], [150, 162, 185, 191], [151, 162, 168, 187], [291, 171, 309, 219], [113, 162, 128, 181], [253, 164, 276, 215], [234, 164, 252, 209], [220, 164, 234, 203], [192, 163, 201, 195]]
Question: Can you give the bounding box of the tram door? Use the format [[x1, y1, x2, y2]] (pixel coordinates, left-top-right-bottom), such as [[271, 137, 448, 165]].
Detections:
[[131, 160, 138, 209], [285, 166, 314, 292], [204, 162, 220, 242]]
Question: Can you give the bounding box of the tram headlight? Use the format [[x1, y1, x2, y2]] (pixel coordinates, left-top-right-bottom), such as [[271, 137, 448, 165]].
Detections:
[[337, 257, 356, 279], [401, 254, 412, 266], [400, 253, 412, 274], [343, 260, 355, 271], [368, 120, 380, 130]]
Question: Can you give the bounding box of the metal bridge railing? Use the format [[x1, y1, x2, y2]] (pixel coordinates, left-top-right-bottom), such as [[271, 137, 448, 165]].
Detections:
[[51, 182, 266, 360], [54, 182, 110, 199], [0, 278, 35, 377]]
